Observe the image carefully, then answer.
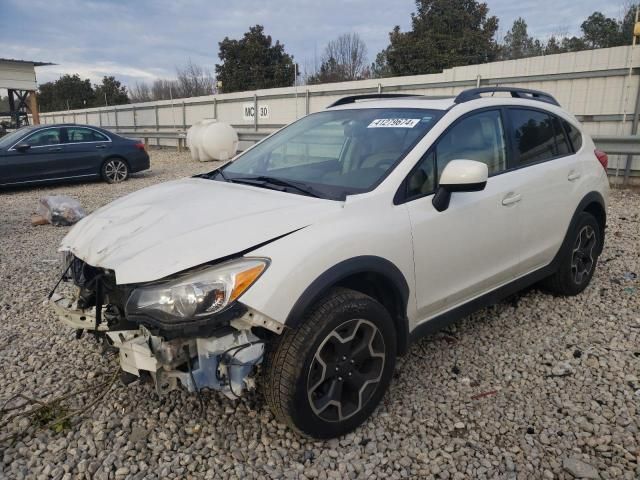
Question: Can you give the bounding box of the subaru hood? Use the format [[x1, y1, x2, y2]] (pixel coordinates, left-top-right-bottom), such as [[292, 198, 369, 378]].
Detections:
[[61, 177, 341, 284]]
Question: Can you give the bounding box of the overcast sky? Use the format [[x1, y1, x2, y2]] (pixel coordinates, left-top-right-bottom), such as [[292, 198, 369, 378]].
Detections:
[[1, 0, 624, 88]]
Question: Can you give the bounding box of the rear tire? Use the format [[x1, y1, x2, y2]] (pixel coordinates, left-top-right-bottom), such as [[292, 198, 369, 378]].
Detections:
[[101, 158, 129, 184], [543, 212, 601, 296], [263, 288, 396, 439]]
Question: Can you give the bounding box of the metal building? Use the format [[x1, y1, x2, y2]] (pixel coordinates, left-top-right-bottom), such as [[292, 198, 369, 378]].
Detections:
[[0, 58, 54, 127]]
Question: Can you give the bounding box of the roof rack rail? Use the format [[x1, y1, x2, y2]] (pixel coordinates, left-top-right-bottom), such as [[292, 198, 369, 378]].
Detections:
[[454, 87, 560, 106], [327, 93, 421, 108]]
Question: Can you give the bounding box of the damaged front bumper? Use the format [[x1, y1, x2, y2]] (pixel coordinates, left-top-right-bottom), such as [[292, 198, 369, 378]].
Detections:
[[50, 295, 266, 399]]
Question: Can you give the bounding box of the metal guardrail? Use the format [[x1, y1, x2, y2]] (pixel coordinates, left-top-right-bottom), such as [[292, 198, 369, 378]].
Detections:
[[592, 135, 640, 155], [111, 129, 272, 152], [593, 135, 640, 180], [114, 129, 638, 155]]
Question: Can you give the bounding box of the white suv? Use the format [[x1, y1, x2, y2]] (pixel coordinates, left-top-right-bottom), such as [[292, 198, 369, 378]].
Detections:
[[51, 87, 609, 439]]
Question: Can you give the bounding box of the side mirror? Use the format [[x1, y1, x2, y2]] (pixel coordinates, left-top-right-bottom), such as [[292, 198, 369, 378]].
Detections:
[[432, 160, 488, 212], [15, 143, 31, 152]]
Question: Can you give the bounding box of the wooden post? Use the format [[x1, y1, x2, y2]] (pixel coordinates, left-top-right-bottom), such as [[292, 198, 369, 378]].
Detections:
[[27, 91, 40, 125]]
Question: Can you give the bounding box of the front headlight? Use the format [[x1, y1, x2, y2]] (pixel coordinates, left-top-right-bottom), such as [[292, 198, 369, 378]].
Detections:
[[125, 258, 268, 323]]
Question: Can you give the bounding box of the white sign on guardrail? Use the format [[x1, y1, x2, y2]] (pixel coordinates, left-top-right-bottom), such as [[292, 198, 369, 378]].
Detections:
[[243, 103, 270, 121]]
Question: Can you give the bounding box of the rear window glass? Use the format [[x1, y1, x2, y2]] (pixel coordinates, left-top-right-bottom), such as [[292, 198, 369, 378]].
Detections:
[[563, 120, 582, 152], [509, 109, 570, 165], [551, 117, 570, 156], [67, 127, 109, 143]]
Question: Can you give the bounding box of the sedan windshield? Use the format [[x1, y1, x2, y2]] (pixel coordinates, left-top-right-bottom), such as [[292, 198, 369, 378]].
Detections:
[[0, 127, 33, 149], [215, 108, 443, 200]]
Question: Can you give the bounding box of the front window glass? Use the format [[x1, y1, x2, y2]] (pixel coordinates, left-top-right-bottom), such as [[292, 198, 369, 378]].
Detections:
[[406, 151, 436, 199], [219, 108, 443, 199], [23, 128, 62, 147], [436, 110, 507, 176]]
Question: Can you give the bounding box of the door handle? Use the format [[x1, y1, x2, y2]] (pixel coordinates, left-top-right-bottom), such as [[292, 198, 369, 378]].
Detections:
[[501, 192, 522, 206], [567, 170, 581, 181], [49, 147, 62, 152], [95, 145, 106, 149]]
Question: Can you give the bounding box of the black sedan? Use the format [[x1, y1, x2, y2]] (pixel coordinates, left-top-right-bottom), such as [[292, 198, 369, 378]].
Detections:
[[0, 124, 150, 187]]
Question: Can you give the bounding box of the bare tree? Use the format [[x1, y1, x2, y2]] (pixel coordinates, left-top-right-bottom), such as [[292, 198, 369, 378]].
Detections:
[[175, 59, 215, 97], [151, 79, 180, 100], [307, 33, 369, 84], [129, 81, 152, 103], [326, 33, 368, 80]]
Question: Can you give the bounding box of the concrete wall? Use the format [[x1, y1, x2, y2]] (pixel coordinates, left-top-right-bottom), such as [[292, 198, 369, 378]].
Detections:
[[40, 45, 640, 172]]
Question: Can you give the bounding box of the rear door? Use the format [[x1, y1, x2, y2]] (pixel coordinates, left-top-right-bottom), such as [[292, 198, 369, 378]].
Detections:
[[62, 126, 112, 176], [504, 108, 583, 274], [0, 127, 67, 184]]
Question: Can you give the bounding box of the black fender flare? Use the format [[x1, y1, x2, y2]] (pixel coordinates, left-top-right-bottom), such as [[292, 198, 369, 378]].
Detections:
[[285, 255, 411, 354], [552, 191, 607, 266]]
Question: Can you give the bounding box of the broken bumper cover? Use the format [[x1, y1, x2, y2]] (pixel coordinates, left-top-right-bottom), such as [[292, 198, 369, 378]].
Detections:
[[50, 296, 265, 399]]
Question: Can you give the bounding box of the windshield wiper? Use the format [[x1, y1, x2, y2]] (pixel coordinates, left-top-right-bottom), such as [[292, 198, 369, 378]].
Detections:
[[199, 168, 231, 182], [230, 175, 322, 198]]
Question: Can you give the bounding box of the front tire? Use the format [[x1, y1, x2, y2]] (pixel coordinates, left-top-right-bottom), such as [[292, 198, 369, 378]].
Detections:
[[263, 288, 396, 439], [101, 158, 129, 184], [543, 212, 601, 296]]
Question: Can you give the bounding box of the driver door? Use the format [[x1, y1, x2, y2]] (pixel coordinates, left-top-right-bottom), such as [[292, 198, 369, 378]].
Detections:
[[0, 127, 66, 184], [403, 109, 523, 321]]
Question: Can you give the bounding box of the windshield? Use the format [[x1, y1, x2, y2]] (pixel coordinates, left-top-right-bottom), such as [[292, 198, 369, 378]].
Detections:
[[218, 108, 443, 200], [0, 127, 33, 149]]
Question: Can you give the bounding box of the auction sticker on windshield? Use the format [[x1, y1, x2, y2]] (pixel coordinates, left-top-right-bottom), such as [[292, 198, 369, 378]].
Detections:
[[367, 118, 420, 128]]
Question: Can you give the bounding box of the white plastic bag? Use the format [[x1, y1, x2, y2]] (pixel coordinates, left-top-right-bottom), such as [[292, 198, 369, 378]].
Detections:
[[38, 195, 86, 226]]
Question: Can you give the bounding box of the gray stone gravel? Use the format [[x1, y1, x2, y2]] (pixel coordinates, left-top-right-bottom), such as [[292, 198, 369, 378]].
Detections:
[[1, 150, 639, 479]]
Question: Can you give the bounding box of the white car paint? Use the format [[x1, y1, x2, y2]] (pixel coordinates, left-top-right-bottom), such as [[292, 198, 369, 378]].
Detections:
[[59, 94, 609, 336], [61, 177, 342, 284]]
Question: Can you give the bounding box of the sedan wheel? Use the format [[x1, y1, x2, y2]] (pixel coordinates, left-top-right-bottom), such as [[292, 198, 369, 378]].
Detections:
[[102, 159, 129, 184]]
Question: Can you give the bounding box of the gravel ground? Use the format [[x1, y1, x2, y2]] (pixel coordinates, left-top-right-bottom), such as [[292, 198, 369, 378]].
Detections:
[[1, 149, 639, 480]]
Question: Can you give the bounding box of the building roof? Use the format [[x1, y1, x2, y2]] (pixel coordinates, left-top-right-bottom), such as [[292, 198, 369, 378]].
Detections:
[[0, 58, 56, 67]]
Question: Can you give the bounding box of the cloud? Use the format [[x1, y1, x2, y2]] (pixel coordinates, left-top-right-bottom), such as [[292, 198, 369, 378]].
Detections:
[[1, 0, 628, 88]]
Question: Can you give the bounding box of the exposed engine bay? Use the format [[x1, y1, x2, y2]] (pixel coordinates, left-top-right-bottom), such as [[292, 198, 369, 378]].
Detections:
[[49, 253, 278, 399]]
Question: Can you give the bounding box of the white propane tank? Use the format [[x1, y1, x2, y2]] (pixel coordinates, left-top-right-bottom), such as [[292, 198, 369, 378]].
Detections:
[[187, 120, 239, 162]]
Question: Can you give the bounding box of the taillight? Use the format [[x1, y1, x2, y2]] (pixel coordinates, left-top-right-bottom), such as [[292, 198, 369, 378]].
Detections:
[[134, 142, 146, 152], [594, 149, 608, 170]]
